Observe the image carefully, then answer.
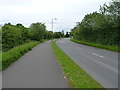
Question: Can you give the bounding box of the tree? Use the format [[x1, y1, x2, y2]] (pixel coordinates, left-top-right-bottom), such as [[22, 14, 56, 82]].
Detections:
[[47, 31, 53, 39], [16, 23, 29, 43], [65, 32, 69, 37], [2, 23, 30, 51], [71, 0, 119, 46], [2, 23, 23, 51], [54, 32, 62, 38], [71, 27, 80, 40], [29, 22, 46, 41]]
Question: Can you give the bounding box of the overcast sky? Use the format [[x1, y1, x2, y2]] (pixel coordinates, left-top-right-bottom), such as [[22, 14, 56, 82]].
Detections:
[[0, 0, 111, 32]]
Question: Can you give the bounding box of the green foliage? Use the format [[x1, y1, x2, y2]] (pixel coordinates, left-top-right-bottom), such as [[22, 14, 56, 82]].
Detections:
[[71, 1, 119, 46], [1, 22, 64, 70], [2, 41, 40, 70], [44, 31, 54, 39], [2, 22, 65, 52], [65, 31, 70, 37], [2, 23, 29, 51], [53, 30, 65, 38], [29, 22, 46, 41], [16, 24, 30, 42], [51, 40, 103, 88], [1, 22, 57, 70], [53, 32, 63, 38], [2, 22, 53, 52]]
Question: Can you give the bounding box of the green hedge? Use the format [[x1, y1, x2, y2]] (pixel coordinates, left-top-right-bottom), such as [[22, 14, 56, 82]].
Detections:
[[1, 41, 40, 70]]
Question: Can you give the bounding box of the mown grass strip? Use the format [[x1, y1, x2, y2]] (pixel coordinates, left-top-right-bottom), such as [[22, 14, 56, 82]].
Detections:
[[1, 41, 40, 70], [71, 38, 119, 52], [51, 40, 103, 88]]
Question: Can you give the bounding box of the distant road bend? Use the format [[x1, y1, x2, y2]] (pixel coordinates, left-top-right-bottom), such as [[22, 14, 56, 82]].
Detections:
[[56, 38, 119, 88]]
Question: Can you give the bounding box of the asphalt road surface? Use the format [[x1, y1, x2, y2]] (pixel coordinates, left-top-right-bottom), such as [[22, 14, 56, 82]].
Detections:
[[56, 38, 119, 88], [2, 41, 68, 88]]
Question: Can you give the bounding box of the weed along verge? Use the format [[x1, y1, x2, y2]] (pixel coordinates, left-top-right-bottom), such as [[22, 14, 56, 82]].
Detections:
[[51, 40, 103, 88]]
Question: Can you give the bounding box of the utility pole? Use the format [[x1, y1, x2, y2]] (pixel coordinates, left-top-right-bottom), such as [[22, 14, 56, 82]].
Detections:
[[52, 18, 57, 33], [51, 18, 57, 41]]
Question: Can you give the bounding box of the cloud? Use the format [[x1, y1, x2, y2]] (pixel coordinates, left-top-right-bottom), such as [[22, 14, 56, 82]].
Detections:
[[0, 0, 111, 31]]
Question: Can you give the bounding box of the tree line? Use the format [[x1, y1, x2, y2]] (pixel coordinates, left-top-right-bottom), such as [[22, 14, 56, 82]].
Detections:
[[71, 1, 120, 46], [2, 22, 69, 52]]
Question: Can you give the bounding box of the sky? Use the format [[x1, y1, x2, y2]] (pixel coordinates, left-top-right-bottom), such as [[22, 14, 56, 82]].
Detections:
[[0, 0, 111, 32]]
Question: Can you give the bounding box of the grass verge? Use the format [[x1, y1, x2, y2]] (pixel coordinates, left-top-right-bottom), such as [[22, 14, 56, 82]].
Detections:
[[51, 40, 103, 88], [1, 41, 40, 70], [71, 38, 119, 52]]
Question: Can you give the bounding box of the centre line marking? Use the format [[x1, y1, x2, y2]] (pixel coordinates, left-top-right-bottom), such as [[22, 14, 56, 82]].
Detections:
[[92, 53, 104, 58]]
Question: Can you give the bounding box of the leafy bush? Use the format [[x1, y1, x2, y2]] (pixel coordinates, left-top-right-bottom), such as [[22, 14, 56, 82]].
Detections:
[[2, 23, 29, 51]]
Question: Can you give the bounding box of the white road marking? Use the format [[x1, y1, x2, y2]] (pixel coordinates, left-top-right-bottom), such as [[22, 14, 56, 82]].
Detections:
[[92, 53, 104, 58]]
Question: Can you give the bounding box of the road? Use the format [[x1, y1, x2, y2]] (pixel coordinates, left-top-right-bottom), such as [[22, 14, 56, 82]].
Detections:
[[2, 41, 68, 88], [56, 38, 119, 88]]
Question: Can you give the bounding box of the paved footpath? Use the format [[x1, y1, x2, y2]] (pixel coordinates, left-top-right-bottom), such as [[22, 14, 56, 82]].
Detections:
[[2, 41, 68, 88]]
